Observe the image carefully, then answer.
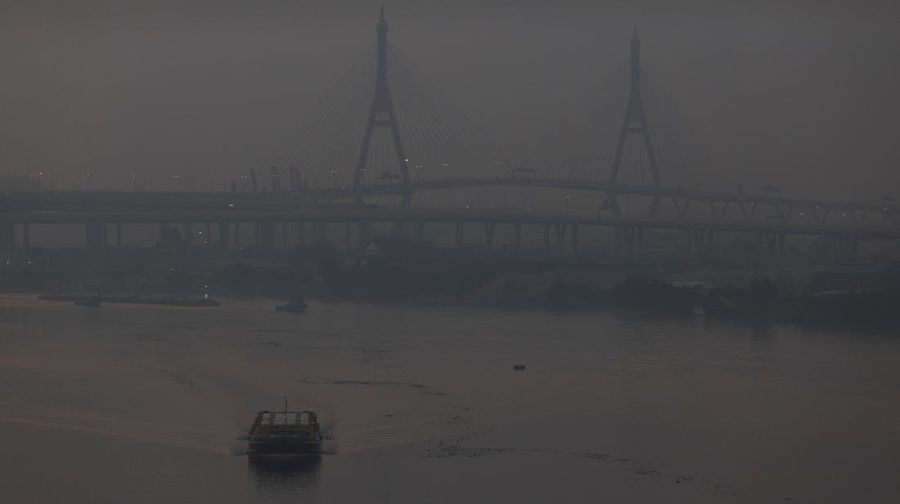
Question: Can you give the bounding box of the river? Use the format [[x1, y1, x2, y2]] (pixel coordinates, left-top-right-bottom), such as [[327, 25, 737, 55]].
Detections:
[[0, 294, 898, 503]]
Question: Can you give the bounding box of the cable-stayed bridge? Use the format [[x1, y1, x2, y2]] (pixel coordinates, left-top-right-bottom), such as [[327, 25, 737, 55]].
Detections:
[[2, 9, 898, 259], [245, 10, 899, 226]]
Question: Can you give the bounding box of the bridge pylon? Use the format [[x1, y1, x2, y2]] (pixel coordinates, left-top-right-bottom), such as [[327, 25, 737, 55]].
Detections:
[[353, 7, 412, 207], [607, 27, 661, 216]]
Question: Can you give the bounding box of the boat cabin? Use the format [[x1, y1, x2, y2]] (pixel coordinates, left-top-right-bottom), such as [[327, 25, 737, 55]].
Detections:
[[250, 410, 320, 438], [257, 410, 317, 426]]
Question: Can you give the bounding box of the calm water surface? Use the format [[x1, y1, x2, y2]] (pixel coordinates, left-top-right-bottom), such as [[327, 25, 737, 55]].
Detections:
[[0, 294, 898, 503]]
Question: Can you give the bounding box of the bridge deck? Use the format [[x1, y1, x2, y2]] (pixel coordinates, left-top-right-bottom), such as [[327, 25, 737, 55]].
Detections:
[[3, 206, 898, 239]]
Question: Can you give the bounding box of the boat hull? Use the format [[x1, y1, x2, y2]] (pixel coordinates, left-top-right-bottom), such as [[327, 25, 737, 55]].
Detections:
[[248, 437, 322, 455]]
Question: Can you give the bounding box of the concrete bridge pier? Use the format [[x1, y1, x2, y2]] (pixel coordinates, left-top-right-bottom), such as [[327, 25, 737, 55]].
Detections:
[[0, 223, 15, 254], [455, 222, 464, 247], [484, 222, 496, 249], [313, 222, 328, 244], [513, 223, 522, 250], [832, 234, 860, 262], [115, 223, 123, 247], [234, 222, 241, 250], [571, 224, 579, 254], [86, 223, 108, 250], [554, 223, 567, 253], [296, 222, 306, 248], [685, 228, 716, 258], [414, 221, 426, 242], [649, 196, 662, 216], [757, 231, 786, 257], [217, 221, 230, 250], [282, 222, 290, 249], [357, 221, 372, 247], [614, 225, 645, 256], [255, 221, 275, 250], [183, 222, 193, 252], [22, 223, 30, 251], [543, 224, 551, 249], [391, 221, 406, 236]]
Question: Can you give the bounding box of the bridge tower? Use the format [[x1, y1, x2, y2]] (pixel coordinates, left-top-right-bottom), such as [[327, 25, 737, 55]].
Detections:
[[353, 7, 412, 207], [607, 27, 661, 216]]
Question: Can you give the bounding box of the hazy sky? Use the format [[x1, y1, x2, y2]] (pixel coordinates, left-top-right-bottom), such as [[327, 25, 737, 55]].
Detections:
[[2, 1, 899, 199]]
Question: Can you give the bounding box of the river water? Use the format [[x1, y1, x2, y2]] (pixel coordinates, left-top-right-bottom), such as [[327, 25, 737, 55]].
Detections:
[[0, 294, 898, 503]]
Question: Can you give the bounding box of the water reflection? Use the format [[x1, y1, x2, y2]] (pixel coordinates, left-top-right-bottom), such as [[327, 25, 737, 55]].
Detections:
[[248, 454, 322, 497]]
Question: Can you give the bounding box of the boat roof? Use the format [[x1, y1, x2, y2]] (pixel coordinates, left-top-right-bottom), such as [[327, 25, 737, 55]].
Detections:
[[257, 410, 317, 426]]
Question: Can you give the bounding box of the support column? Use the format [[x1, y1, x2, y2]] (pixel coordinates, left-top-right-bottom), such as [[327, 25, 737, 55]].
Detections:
[[513, 223, 522, 250], [282, 222, 289, 250], [218, 221, 229, 250], [414, 221, 426, 242], [543, 224, 551, 249], [758, 231, 786, 258], [614, 226, 623, 257], [313, 222, 328, 244], [86, 223, 107, 250], [357, 221, 371, 247], [616, 225, 645, 256], [554, 223, 567, 253], [345, 222, 352, 249], [234, 222, 241, 250], [635, 226, 645, 255], [455, 222, 464, 248], [183, 222, 193, 252], [571, 224, 579, 254], [484, 222, 496, 249], [116, 223, 123, 248], [297, 222, 305, 248], [256, 221, 274, 250], [0, 223, 14, 254], [22, 223, 30, 251]]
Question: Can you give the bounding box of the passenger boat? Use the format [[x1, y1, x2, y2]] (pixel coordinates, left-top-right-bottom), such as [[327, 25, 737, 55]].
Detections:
[[248, 401, 323, 455]]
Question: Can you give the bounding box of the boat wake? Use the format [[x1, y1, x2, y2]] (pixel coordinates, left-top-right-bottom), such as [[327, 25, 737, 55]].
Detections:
[[0, 401, 233, 455]]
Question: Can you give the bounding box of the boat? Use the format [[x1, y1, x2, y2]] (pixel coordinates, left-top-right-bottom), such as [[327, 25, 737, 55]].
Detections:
[[275, 299, 308, 314], [248, 400, 323, 455]]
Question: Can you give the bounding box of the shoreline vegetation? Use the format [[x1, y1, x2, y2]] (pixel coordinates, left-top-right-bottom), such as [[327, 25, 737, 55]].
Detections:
[[5, 236, 900, 329]]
